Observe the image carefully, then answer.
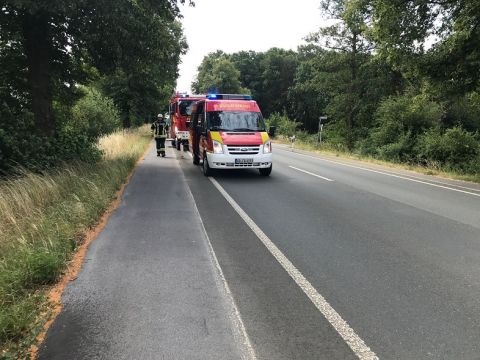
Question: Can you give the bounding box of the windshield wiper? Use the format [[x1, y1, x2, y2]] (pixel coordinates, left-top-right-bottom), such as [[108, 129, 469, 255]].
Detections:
[[231, 128, 259, 132]]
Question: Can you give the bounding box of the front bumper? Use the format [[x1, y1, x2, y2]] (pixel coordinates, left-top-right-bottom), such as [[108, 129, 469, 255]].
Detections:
[[206, 152, 272, 169]]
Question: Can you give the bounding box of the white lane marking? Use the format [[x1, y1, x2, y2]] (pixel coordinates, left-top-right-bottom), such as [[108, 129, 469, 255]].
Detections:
[[276, 147, 480, 198], [289, 166, 334, 182], [209, 177, 378, 360], [182, 162, 257, 360]]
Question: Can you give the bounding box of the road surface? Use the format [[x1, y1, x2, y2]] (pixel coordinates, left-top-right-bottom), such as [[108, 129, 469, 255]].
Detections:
[[40, 142, 480, 359]]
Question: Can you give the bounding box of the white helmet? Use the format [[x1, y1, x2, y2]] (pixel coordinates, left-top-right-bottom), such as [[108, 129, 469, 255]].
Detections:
[[157, 113, 164, 119]]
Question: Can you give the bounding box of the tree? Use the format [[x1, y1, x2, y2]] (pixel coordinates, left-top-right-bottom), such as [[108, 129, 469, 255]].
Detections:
[[258, 48, 298, 118], [288, 44, 329, 132], [230, 50, 265, 100], [303, 0, 375, 148], [192, 53, 248, 94], [0, 0, 190, 137], [191, 50, 225, 93], [370, 0, 480, 94]]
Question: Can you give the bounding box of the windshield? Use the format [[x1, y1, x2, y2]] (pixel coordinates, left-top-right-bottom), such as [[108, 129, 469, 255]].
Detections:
[[178, 100, 195, 116], [207, 111, 265, 131]]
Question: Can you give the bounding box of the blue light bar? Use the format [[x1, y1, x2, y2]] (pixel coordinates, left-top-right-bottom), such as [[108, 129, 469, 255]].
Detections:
[[206, 94, 252, 100]]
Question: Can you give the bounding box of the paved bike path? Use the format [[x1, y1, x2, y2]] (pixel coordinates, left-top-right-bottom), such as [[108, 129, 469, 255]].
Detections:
[[38, 144, 248, 360]]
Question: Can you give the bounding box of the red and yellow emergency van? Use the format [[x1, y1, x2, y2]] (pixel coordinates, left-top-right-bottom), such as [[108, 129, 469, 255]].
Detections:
[[190, 94, 273, 176]]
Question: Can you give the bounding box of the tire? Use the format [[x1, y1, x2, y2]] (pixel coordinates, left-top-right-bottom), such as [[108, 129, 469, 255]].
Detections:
[[202, 153, 212, 176], [176, 139, 181, 150], [259, 165, 272, 176], [193, 152, 200, 165], [171, 139, 176, 148]]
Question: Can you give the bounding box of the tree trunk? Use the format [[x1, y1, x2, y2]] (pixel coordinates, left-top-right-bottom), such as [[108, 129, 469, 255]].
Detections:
[[346, 32, 359, 150], [22, 11, 55, 137]]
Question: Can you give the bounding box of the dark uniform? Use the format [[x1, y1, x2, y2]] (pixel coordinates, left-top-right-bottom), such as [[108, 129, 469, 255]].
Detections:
[[151, 117, 169, 157]]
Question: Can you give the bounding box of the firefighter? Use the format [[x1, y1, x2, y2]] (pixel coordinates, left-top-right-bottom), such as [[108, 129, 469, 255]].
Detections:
[[151, 114, 169, 157]]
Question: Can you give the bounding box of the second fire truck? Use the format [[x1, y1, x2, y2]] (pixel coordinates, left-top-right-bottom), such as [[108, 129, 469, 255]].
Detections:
[[168, 92, 203, 151]]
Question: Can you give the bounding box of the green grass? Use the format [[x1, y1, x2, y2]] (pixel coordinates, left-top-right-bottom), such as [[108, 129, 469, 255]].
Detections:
[[0, 127, 151, 359], [274, 136, 480, 184]]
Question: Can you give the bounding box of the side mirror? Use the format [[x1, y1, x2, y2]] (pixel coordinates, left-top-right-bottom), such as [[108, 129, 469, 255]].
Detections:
[[268, 126, 276, 138]]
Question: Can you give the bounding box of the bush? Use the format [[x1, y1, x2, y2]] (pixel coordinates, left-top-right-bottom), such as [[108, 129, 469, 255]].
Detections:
[[416, 127, 479, 171], [70, 86, 121, 141], [376, 131, 416, 162], [267, 112, 301, 137], [0, 87, 121, 174], [366, 94, 444, 161], [448, 92, 480, 132]]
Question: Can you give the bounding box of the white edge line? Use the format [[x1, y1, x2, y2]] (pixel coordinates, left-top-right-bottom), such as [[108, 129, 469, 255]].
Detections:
[[180, 159, 257, 360], [277, 147, 480, 198], [209, 177, 378, 360], [289, 166, 334, 182]]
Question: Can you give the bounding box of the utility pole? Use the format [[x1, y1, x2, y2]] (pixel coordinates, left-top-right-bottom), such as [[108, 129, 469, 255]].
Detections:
[[318, 116, 327, 145]]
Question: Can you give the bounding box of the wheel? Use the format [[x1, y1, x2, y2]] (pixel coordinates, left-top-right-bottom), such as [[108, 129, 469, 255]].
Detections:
[[183, 144, 189, 152], [176, 139, 181, 150], [171, 139, 176, 147], [202, 153, 212, 176], [259, 165, 272, 176], [193, 152, 200, 165]]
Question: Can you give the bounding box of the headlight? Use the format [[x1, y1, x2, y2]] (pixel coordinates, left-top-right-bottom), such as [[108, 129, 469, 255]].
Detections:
[[174, 126, 178, 132], [213, 140, 223, 154], [263, 140, 272, 153]]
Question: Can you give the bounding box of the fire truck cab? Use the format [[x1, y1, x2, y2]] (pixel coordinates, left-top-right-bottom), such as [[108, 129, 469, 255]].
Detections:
[[169, 93, 203, 151], [190, 94, 273, 176]]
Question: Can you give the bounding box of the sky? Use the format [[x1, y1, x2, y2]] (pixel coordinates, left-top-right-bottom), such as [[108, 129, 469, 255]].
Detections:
[[176, 0, 325, 93]]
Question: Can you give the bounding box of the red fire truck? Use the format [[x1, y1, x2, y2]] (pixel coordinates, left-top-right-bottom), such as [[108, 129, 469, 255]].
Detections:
[[190, 94, 273, 176], [168, 93, 204, 151]]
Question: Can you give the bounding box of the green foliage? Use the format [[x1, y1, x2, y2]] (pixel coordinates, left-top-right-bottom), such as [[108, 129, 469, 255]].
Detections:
[[71, 87, 121, 141], [230, 51, 265, 100], [267, 112, 301, 137], [366, 94, 443, 161], [374, 94, 443, 138], [191, 52, 249, 94], [258, 48, 298, 117], [447, 92, 480, 132], [0, 0, 189, 172], [416, 127, 480, 171]]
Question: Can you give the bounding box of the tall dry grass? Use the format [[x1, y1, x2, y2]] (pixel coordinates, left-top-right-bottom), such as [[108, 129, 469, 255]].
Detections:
[[0, 126, 151, 358]]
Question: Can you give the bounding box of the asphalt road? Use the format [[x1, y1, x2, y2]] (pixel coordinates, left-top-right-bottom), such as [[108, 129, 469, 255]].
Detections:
[[38, 145, 251, 360], [177, 144, 480, 359], [39, 142, 480, 359]]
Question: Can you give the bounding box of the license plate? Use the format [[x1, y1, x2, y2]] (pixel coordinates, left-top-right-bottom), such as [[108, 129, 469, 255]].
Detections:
[[235, 158, 253, 164]]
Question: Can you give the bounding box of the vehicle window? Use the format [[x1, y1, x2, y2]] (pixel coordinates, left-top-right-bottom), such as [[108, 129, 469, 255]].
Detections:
[[178, 100, 195, 116], [206, 111, 265, 131]]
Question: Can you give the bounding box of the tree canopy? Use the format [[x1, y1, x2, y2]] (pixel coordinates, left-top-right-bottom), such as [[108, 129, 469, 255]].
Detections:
[[191, 0, 480, 174], [0, 0, 190, 171]]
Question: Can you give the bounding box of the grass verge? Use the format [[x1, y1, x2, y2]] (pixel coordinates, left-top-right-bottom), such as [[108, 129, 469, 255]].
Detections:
[[0, 126, 151, 359], [274, 137, 480, 184]]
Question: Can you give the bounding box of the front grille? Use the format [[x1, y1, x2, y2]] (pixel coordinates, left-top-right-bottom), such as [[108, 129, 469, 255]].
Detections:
[[227, 145, 260, 155], [213, 162, 270, 168]]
